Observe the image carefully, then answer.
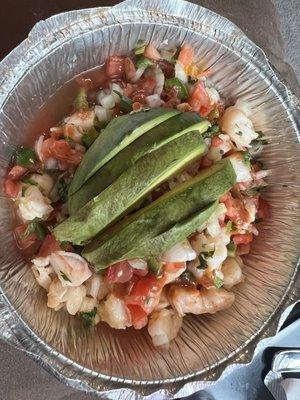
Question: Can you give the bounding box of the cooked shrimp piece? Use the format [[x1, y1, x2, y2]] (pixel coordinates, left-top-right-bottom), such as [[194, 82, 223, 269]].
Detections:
[[47, 277, 68, 310], [168, 285, 235, 316], [64, 124, 83, 143], [222, 256, 244, 290], [79, 296, 97, 313], [154, 288, 170, 311], [220, 103, 258, 149], [85, 273, 109, 300], [49, 251, 92, 287], [31, 265, 53, 291], [148, 308, 182, 349], [19, 185, 53, 221], [63, 285, 86, 315], [98, 294, 131, 329], [64, 110, 95, 130], [164, 262, 187, 284]]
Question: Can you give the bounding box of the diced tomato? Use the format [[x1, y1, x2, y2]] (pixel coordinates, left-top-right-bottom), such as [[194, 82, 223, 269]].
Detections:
[[211, 136, 223, 148], [139, 76, 157, 95], [144, 44, 161, 61], [106, 55, 125, 79], [221, 192, 249, 228], [200, 155, 213, 168], [233, 233, 253, 245], [4, 179, 21, 199], [106, 261, 133, 284], [164, 262, 186, 273], [7, 165, 28, 180], [14, 225, 38, 249], [188, 82, 213, 117], [42, 138, 83, 166], [237, 243, 251, 255], [178, 44, 194, 67], [127, 304, 148, 329], [125, 276, 163, 314], [38, 234, 61, 257], [132, 102, 143, 112], [257, 197, 271, 219]]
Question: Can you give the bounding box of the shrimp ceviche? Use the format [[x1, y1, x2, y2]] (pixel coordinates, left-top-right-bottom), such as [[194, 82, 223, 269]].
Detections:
[[4, 41, 270, 349]]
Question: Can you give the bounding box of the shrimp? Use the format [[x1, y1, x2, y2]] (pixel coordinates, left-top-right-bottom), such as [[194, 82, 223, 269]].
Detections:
[[168, 285, 235, 316], [98, 294, 131, 329], [49, 251, 92, 287], [148, 308, 182, 349], [164, 262, 187, 284], [222, 256, 244, 290], [31, 265, 53, 291], [19, 185, 53, 221], [154, 288, 170, 311], [220, 102, 258, 149], [47, 277, 68, 311]]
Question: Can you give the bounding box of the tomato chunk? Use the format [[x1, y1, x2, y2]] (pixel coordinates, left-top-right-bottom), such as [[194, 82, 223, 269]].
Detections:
[[106, 55, 125, 79], [233, 233, 253, 245], [221, 192, 249, 228], [106, 261, 133, 284], [4, 179, 21, 199], [14, 225, 38, 249], [188, 82, 213, 117], [125, 276, 163, 314], [127, 304, 148, 329], [178, 44, 194, 67], [42, 138, 83, 166], [38, 234, 61, 257], [7, 165, 28, 180]]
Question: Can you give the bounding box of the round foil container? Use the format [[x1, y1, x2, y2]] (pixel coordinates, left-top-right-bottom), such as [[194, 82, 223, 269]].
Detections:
[[0, 0, 299, 398]]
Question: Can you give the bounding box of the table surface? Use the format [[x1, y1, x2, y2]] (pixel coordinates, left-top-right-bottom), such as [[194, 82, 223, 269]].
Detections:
[[0, 1, 299, 399]]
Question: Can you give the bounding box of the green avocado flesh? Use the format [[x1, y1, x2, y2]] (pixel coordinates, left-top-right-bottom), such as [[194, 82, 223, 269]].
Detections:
[[69, 112, 208, 214], [83, 159, 236, 271], [53, 129, 207, 244], [69, 108, 178, 195]]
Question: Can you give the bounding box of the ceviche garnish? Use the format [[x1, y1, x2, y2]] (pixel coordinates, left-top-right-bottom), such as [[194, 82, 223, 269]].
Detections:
[[4, 40, 270, 349]]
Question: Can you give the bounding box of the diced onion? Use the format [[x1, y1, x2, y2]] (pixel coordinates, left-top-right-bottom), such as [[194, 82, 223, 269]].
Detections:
[[35, 135, 44, 162], [44, 157, 58, 170], [131, 66, 147, 83], [128, 259, 148, 270], [175, 61, 188, 84], [110, 82, 123, 103], [146, 94, 162, 108], [162, 240, 197, 263], [100, 93, 116, 110], [228, 153, 252, 183], [154, 67, 165, 96]]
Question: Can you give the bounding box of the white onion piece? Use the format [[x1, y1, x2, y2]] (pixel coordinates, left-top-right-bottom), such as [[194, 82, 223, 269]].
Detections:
[[159, 46, 177, 61], [110, 83, 123, 103], [175, 61, 188, 84], [154, 67, 165, 96], [35, 135, 44, 162], [100, 93, 116, 110], [131, 66, 147, 83], [44, 157, 58, 170], [162, 240, 197, 263], [29, 173, 54, 196], [32, 256, 50, 267], [206, 86, 220, 104], [94, 105, 108, 122], [253, 170, 270, 180], [146, 94, 162, 108], [128, 259, 148, 270], [97, 90, 106, 104], [187, 261, 204, 280], [206, 237, 228, 269], [228, 153, 252, 183]]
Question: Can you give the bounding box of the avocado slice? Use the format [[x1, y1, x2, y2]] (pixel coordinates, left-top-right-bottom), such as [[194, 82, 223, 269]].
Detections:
[[127, 201, 219, 260], [69, 112, 208, 214], [83, 159, 236, 270], [54, 129, 207, 245], [69, 108, 178, 195]]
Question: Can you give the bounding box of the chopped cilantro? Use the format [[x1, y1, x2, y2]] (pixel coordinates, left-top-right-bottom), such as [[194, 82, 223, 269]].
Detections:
[[214, 276, 224, 289], [226, 240, 236, 253], [243, 151, 251, 167], [203, 123, 219, 139], [57, 178, 69, 203], [237, 131, 243, 136], [15, 146, 37, 166], [80, 308, 97, 328], [21, 218, 46, 241], [135, 39, 146, 55], [60, 271, 71, 282], [22, 178, 38, 186]]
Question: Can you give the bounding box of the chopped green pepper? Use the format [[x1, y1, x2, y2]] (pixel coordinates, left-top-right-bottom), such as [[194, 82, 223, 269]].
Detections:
[[15, 146, 37, 166], [148, 258, 163, 276], [226, 240, 236, 255], [164, 77, 188, 100], [135, 56, 154, 69]]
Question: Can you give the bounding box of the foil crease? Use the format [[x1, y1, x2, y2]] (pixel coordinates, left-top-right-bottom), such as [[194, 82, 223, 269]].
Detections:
[[0, 0, 299, 398]]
